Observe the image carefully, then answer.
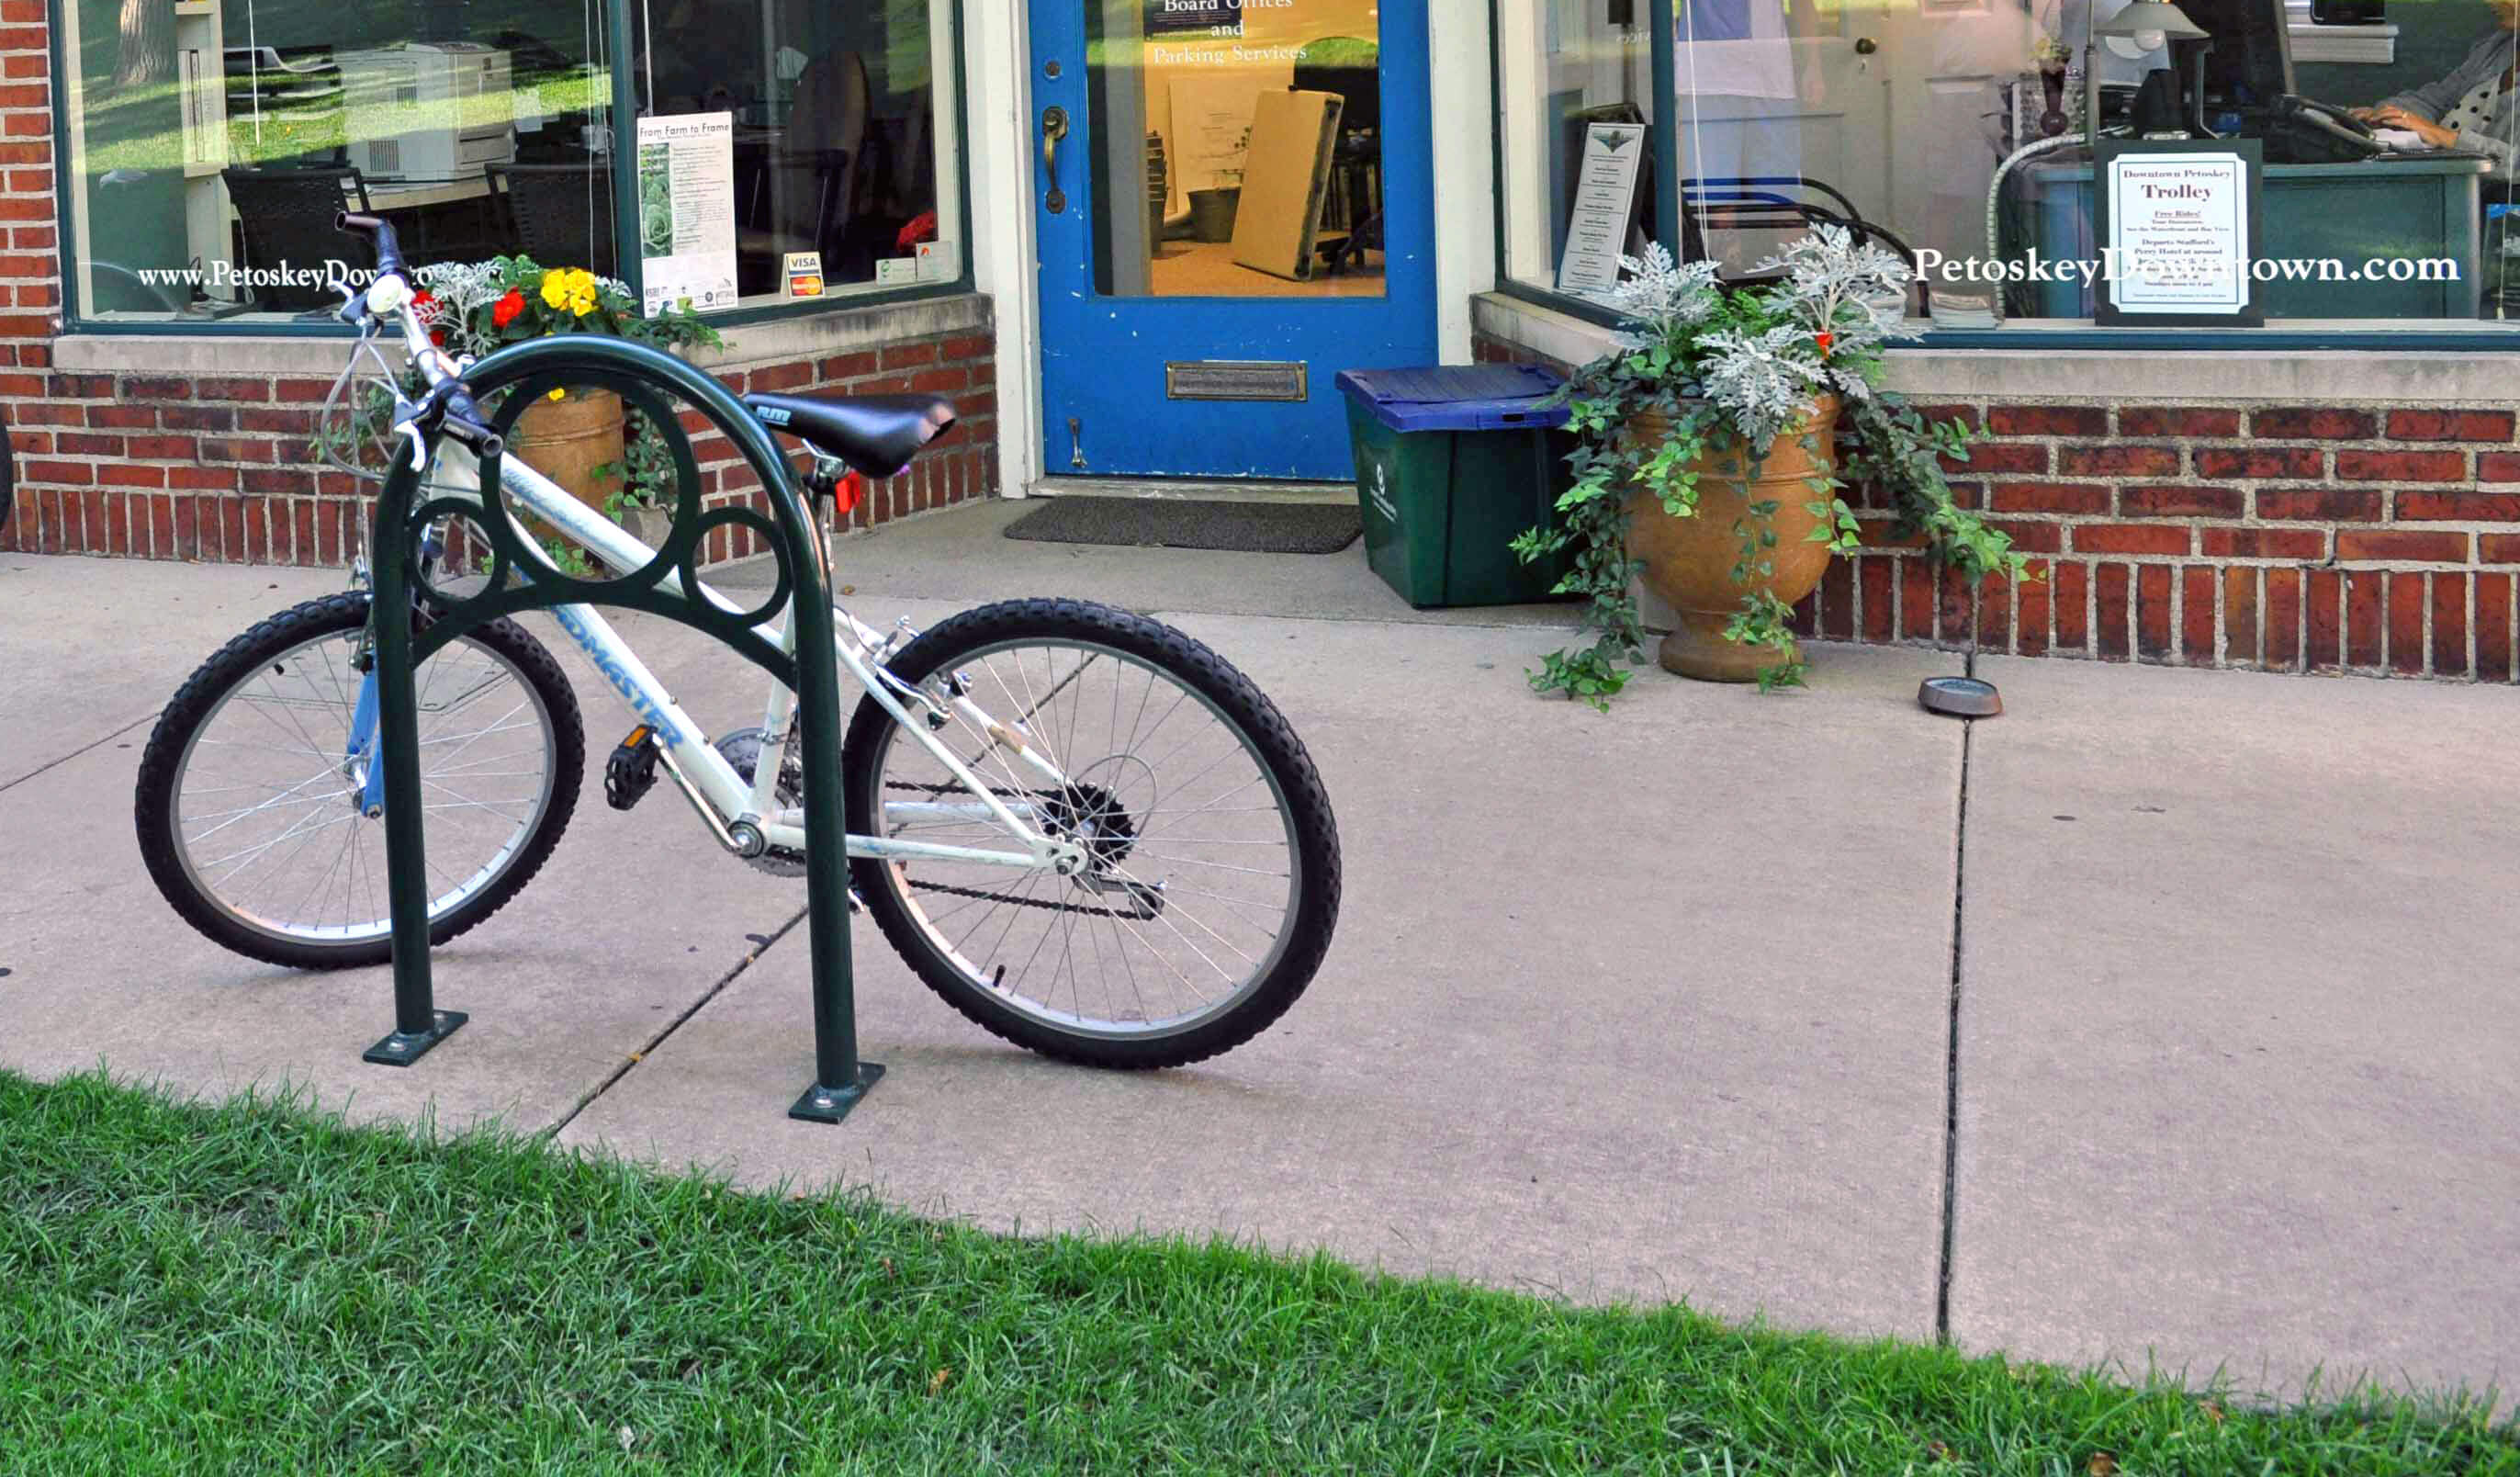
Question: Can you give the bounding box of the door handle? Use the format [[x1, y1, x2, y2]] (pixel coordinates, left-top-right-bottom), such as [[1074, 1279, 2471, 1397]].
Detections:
[[1041, 105, 1070, 214]]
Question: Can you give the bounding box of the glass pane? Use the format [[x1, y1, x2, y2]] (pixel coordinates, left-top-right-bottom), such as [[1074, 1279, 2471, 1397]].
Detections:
[[1501, 0, 1658, 298], [62, 0, 617, 322], [1086, 0, 1386, 297], [633, 0, 959, 308], [1665, 0, 2520, 327]]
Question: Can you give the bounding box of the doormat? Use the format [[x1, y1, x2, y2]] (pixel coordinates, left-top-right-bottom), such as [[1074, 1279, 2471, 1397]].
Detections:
[[1004, 496, 1361, 554]]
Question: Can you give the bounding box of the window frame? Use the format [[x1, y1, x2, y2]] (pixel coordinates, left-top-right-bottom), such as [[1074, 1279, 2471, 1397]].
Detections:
[[1484, 0, 2520, 352], [50, 0, 976, 337]]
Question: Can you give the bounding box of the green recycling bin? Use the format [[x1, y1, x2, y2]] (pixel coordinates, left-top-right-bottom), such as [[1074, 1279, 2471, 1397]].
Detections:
[[1334, 365, 1575, 609]]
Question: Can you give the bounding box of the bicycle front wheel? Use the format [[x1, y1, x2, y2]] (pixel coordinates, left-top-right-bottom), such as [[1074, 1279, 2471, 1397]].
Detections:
[[135, 592, 584, 969], [843, 599, 1341, 1068]]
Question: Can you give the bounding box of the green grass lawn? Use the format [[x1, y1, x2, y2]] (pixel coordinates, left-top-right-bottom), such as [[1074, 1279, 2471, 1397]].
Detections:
[[2, 1070, 2511, 1475]]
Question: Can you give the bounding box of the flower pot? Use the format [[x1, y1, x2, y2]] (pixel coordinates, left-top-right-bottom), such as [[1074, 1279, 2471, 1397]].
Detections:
[[1187, 187, 1242, 242], [618, 504, 673, 554], [508, 387, 626, 533], [1623, 395, 1839, 682]]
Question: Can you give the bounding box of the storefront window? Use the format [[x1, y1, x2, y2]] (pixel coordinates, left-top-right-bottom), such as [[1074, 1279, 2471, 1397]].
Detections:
[[56, 0, 962, 326], [1498, 0, 1659, 301], [1503, 0, 2520, 332], [1083, 0, 1386, 298]]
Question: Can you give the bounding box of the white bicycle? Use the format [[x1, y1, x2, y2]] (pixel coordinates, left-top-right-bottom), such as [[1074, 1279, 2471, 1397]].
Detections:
[[134, 216, 1341, 1069]]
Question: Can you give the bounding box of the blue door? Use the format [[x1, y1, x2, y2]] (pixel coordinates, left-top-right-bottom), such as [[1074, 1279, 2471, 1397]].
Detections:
[[1029, 0, 1436, 479]]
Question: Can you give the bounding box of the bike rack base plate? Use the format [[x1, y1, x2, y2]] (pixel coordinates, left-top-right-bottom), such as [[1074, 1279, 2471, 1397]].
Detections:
[[363, 1009, 469, 1066], [788, 1061, 886, 1124]]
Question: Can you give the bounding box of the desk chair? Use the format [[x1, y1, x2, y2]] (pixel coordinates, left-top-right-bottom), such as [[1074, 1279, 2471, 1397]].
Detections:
[[744, 51, 868, 281], [1680, 176, 1926, 309], [221, 165, 372, 311], [489, 162, 617, 276]]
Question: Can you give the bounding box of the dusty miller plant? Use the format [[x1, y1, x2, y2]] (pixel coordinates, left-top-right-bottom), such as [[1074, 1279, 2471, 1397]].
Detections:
[[1511, 228, 2027, 705]]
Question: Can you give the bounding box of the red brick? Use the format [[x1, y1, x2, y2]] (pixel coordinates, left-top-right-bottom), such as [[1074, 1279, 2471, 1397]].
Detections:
[[99, 463, 165, 489], [2198, 447, 2323, 479], [2256, 487, 2381, 522], [2394, 490, 2520, 522], [84, 405, 155, 429], [2479, 573, 2513, 682], [2119, 406, 2242, 438], [1937, 564, 1974, 644], [1976, 570, 2012, 652], [2222, 567, 2259, 664], [2343, 570, 2383, 667], [171, 495, 198, 559], [2481, 453, 2520, 482], [2266, 567, 2302, 671], [23, 458, 90, 484], [2388, 571, 2425, 674], [1942, 442, 2048, 475], [940, 333, 993, 362], [2334, 449, 2465, 483], [123, 434, 197, 460], [2059, 444, 2180, 478], [120, 376, 191, 401], [2306, 568, 2343, 669], [166, 466, 238, 490], [160, 406, 237, 432], [2120, 484, 2244, 518], [2199, 526, 2323, 559], [2336, 529, 2469, 563], [2053, 561, 2089, 651], [242, 498, 270, 565], [908, 365, 970, 396], [1987, 404, 2107, 436], [816, 351, 882, 380], [52, 431, 121, 456], [879, 341, 940, 369], [2433, 572, 2469, 676], [1859, 558, 1893, 642], [1817, 558, 1854, 641], [148, 493, 175, 558], [2251, 407, 2374, 439], [2135, 564, 2172, 659], [2180, 566, 2216, 660], [237, 408, 310, 434], [2095, 563, 2131, 660], [1986, 518, 2064, 554], [1988, 482, 2109, 514], [106, 491, 130, 556], [2071, 524, 2191, 556], [2484, 534, 2520, 563], [2015, 560, 2051, 656], [47, 372, 111, 398], [1899, 555, 1935, 641], [192, 377, 272, 402], [198, 436, 276, 463], [748, 361, 813, 393], [2386, 409, 2514, 442]]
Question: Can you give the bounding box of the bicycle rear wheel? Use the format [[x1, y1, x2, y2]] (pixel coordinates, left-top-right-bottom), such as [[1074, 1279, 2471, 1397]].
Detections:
[[842, 598, 1340, 1068], [135, 592, 583, 969]]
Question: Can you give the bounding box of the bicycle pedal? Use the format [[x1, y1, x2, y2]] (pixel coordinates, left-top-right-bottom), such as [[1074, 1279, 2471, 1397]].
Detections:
[[604, 726, 659, 812]]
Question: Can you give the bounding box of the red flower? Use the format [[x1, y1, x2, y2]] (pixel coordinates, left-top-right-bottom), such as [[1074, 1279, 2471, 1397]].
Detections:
[[491, 288, 527, 329], [895, 210, 938, 254], [1814, 330, 1833, 355]]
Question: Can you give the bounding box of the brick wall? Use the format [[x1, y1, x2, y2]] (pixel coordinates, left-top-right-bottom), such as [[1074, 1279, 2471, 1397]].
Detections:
[[0, 4, 996, 568], [1473, 330, 2520, 682]]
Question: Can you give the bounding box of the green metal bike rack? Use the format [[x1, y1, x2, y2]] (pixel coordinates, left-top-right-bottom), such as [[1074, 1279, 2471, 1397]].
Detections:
[[362, 334, 881, 1122]]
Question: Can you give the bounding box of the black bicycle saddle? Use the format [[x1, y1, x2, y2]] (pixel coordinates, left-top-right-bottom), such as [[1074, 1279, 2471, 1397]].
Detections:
[[742, 391, 957, 479]]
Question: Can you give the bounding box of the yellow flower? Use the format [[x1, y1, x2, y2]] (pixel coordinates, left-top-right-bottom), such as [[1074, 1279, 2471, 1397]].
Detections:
[[546, 387, 568, 401], [568, 289, 599, 318], [539, 269, 569, 310]]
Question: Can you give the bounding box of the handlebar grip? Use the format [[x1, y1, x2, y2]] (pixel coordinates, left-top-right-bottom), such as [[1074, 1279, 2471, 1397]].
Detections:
[[335, 210, 406, 275], [437, 385, 503, 457]]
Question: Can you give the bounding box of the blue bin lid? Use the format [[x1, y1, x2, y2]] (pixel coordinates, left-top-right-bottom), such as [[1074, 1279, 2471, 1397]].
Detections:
[[1333, 364, 1569, 433]]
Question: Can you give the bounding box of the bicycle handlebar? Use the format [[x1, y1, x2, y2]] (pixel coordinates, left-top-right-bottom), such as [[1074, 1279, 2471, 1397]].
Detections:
[[333, 211, 501, 460], [334, 210, 404, 276]]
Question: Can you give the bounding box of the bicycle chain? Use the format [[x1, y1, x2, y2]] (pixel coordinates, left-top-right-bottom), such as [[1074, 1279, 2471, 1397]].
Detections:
[[879, 779, 1155, 920]]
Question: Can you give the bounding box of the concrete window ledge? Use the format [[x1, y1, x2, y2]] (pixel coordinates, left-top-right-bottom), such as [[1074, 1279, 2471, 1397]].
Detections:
[[1471, 291, 2520, 404], [51, 290, 992, 378]]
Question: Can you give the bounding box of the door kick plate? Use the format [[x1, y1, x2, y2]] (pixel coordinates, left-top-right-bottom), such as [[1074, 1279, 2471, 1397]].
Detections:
[[1164, 360, 1308, 401]]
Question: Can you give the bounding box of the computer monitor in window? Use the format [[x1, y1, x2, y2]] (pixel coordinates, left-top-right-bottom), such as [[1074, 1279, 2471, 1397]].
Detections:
[[2171, 0, 2297, 122]]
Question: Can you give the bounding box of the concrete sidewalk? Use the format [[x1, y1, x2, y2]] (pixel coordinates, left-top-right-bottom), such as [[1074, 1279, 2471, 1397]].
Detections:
[[2, 514, 2512, 1413]]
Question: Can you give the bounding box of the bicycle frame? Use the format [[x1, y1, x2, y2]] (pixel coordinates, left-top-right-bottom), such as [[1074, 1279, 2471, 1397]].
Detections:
[[343, 434, 1074, 875]]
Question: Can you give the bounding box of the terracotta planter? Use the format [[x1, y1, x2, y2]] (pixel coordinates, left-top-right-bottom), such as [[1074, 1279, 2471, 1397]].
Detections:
[[508, 387, 626, 532], [1623, 395, 1839, 682]]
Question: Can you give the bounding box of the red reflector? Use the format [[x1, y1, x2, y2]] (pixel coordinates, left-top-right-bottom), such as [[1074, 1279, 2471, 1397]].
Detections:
[[835, 471, 864, 514]]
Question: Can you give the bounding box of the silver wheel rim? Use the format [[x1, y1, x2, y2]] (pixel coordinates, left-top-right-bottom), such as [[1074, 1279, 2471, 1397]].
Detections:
[[169, 625, 560, 949], [868, 637, 1302, 1042]]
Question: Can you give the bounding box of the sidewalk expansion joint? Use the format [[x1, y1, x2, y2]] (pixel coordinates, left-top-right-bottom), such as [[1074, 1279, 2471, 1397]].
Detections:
[[1934, 701, 1974, 1345], [539, 906, 808, 1141]]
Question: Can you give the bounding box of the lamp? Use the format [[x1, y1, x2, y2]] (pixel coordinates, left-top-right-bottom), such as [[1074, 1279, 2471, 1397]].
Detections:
[[2084, 0, 2211, 143]]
